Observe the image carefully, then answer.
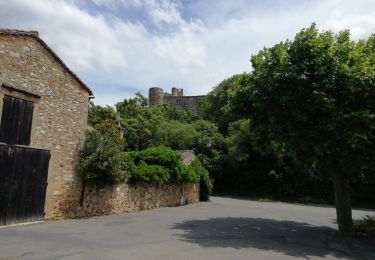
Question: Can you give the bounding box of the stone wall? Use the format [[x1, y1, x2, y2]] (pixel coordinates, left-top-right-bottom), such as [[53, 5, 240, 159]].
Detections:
[[78, 182, 200, 217], [0, 32, 90, 219], [179, 150, 197, 166], [163, 95, 205, 113], [148, 87, 205, 113]]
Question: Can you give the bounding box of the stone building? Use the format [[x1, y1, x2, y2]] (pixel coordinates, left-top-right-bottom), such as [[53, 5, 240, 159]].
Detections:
[[179, 150, 197, 166], [148, 87, 205, 113], [0, 30, 92, 224]]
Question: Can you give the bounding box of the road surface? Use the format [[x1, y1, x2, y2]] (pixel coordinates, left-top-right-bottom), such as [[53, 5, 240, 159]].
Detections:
[[0, 196, 374, 259]]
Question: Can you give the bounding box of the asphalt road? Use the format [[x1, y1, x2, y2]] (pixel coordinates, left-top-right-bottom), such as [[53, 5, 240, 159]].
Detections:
[[0, 197, 374, 260]]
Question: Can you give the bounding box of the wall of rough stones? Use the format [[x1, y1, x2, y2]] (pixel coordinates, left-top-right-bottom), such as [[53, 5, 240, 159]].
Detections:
[[163, 95, 205, 113], [148, 87, 205, 113], [78, 182, 200, 217], [0, 32, 90, 219]]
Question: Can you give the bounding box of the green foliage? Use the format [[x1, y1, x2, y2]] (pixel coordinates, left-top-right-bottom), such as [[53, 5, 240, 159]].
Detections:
[[129, 146, 182, 170], [214, 118, 328, 202], [81, 120, 127, 185], [116, 93, 155, 150], [189, 160, 212, 201], [226, 119, 252, 163], [88, 101, 118, 126], [179, 164, 200, 183], [195, 25, 374, 209], [153, 119, 224, 157], [191, 120, 224, 175], [127, 147, 211, 201], [153, 120, 197, 150], [228, 24, 375, 231], [129, 162, 171, 184], [113, 94, 223, 192], [87, 93, 220, 202], [116, 92, 148, 118], [199, 74, 248, 134], [190, 160, 209, 183], [95, 119, 126, 147], [126, 147, 208, 185], [85, 28, 374, 211], [152, 118, 225, 174], [231, 25, 375, 175]]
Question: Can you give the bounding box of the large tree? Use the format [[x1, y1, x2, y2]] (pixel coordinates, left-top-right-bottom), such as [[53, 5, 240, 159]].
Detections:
[[88, 101, 118, 127], [199, 74, 247, 134], [231, 24, 375, 232]]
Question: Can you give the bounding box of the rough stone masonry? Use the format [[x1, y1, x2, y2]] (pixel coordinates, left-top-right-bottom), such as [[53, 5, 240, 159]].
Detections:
[[0, 30, 92, 219], [149, 87, 205, 113]]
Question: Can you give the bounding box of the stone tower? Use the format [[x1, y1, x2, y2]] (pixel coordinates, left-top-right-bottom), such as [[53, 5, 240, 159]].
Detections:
[[148, 87, 164, 107], [172, 87, 183, 97]]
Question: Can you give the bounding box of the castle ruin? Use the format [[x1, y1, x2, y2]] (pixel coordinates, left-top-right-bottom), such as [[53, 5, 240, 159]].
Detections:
[[149, 87, 205, 113]]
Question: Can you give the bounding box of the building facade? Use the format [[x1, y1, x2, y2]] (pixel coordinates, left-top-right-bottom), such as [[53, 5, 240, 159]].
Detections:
[[0, 30, 92, 224]]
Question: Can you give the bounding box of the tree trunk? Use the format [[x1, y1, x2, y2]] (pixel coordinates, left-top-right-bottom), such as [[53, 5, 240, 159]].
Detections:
[[334, 171, 353, 232]]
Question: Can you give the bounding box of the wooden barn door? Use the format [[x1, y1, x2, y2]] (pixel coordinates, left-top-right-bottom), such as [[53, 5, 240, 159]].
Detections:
[[0, 144, 50, 225], [0, 94, 50, 225], [0, 95, 34, 145]]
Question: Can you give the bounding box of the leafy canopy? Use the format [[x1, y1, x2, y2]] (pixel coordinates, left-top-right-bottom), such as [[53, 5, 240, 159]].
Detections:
[[231, 24, 375, 174], [81, 120, 127, 184]]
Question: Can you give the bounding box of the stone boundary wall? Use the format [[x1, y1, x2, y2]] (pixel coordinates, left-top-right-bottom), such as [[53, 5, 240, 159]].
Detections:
[[76, 182, 200, 218]]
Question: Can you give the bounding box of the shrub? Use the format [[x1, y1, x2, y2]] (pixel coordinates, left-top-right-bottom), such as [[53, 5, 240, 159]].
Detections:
[[354, 215, 375, 237], [130, 162, 170, 184], [200, 176, 214, 201], [80, 120, 127, 185], [188, 160, 212, 201], [126, 147, 211, 198], [358, 215, 375, 228], [130, 146, 181, 169], [126, 146, 212, 201], [127, 146, 182, 183], [179, 164, 200, 183]]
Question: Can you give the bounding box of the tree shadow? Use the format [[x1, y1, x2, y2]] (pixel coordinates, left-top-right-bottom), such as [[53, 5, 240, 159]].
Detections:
[[172, 217, 375, 259]]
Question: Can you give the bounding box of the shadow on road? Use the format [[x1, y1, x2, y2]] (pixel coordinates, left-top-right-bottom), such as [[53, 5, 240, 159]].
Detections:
[[172, 217, 375, 259]]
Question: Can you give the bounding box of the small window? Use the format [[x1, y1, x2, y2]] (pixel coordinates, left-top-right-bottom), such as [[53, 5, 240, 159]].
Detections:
[[0, 95, 34, 145]]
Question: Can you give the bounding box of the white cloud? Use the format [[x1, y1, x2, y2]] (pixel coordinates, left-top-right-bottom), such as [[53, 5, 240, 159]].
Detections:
[[0, 0, 374, 105], [144, 0, 183, 26]]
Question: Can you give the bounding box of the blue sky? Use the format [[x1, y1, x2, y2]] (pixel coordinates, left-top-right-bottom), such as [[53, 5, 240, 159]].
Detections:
[[0, 0, 374, 105]]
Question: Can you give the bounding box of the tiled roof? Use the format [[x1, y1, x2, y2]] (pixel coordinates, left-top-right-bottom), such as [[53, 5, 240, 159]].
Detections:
[[0, 29, 93, 96]]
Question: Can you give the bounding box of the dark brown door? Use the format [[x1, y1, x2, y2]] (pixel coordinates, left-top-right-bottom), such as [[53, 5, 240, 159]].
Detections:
[[0, 95, 34, 145], [0, 144, 50, 225]]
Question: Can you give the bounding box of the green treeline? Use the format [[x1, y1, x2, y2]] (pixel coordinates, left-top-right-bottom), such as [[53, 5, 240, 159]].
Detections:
[[200, 26, 375, 210], [83, 24, 374, 232], [201, 24, 375, 232], [201, 75, 336, 204], [81, 94, 218, 200]]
